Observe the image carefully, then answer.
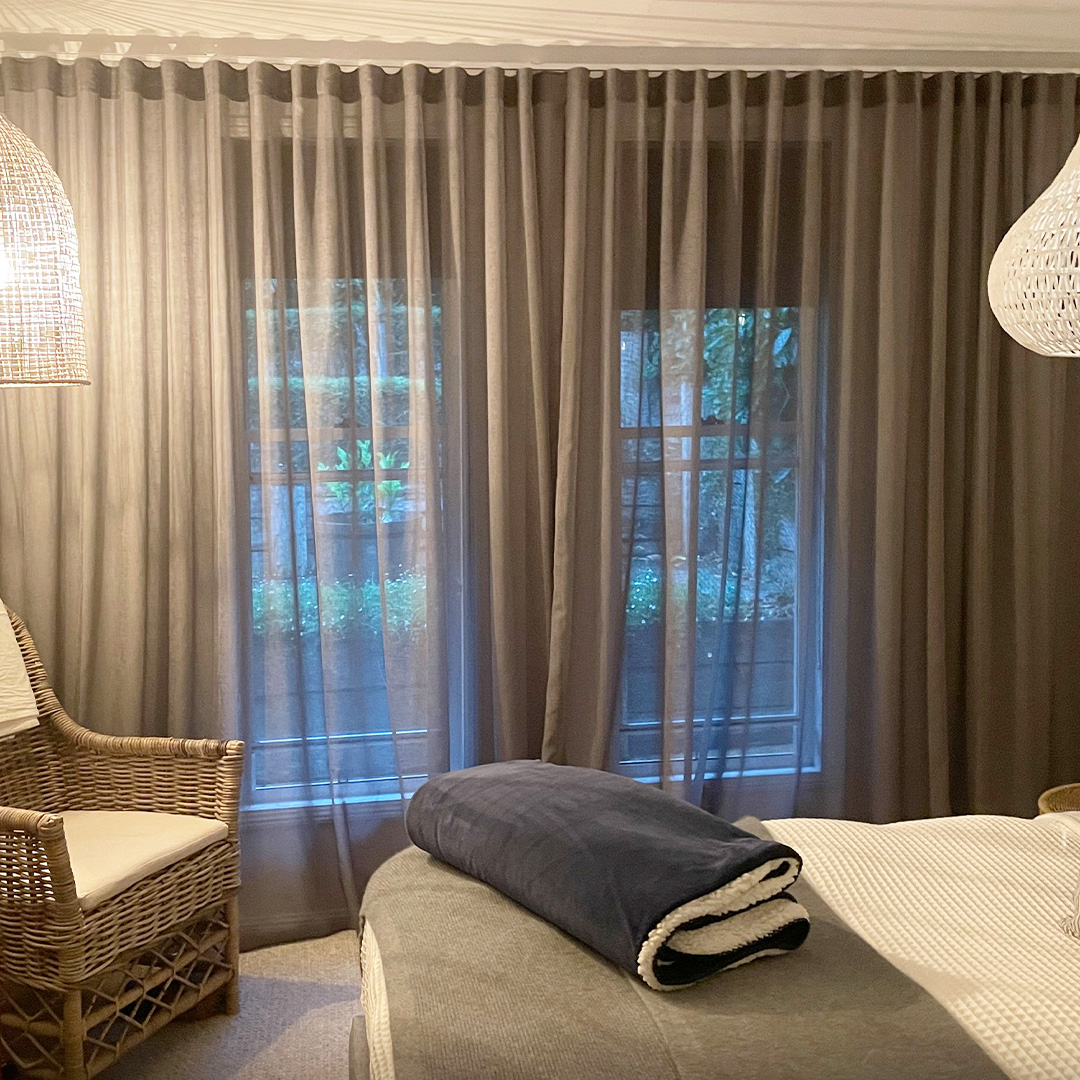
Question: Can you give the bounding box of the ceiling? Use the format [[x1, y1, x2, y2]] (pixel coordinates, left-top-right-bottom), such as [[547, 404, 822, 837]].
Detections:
[[3, 0, 1080, 69]]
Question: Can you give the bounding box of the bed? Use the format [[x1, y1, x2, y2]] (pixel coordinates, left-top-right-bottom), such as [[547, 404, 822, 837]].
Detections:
[[351, 811, 1080, 1080]]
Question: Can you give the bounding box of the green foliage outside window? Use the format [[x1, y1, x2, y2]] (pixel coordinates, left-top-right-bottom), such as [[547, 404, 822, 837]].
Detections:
[[622, 307, 800, 630], [316, 441, 408, 522], [250, 297, 799, 642], [252, 572, 429, 641], [624, 555, 795, 629]]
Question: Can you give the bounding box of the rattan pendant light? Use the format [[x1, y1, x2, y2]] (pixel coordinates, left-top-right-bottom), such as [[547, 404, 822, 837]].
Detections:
[[0, 111, 87, 384], [988, 134, 1080, 357]]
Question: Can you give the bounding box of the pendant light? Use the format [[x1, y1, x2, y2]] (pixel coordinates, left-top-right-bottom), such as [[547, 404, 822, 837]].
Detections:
[[988, 134, 1080, 358], [0, 111, 88, 384]]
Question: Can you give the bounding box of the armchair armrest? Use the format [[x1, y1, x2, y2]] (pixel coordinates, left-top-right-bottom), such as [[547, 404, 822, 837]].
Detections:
[[51, 713, 245, 836], [57, 713, 240, 761], [3, 606, 244, 835], [0, 809, 89, 987], [0, 807, 78, 904]]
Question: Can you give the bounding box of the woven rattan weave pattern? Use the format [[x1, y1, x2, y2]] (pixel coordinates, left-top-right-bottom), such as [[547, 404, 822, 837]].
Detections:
[[0, 905, 232, 1080], [0, 113, 87, 384], [0, 609, 244, 1079], [988, 135, 1080, 357]]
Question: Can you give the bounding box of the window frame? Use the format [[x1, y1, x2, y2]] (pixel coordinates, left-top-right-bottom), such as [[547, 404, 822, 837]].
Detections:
[[614, 305, 822, 787]]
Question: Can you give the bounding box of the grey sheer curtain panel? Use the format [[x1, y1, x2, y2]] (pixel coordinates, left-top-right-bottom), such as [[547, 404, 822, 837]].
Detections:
[[1, 60, 1079, 943], [0, 60, 245, 745]]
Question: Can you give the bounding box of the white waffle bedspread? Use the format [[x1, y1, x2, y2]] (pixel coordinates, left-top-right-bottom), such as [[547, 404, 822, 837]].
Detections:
[[766, 813, 1080, 1080]]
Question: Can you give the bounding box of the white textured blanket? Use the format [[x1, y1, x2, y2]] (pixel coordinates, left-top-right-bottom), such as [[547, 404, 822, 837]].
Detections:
[[0, 604, 37, 738], [766, 813, 1080, 1080]]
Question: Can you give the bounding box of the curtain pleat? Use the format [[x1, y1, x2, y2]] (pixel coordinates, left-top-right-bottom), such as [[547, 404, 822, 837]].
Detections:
[[541, 70, 629, 769], [793, 70, 825, 816], [3, 60, 1080, 943]]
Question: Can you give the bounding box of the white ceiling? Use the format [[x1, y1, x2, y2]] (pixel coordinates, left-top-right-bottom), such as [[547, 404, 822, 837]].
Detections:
[[3, 0, 1080, 69]]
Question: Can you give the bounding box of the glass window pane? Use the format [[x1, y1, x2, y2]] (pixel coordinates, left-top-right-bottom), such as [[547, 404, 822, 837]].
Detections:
[[617, 306, 810, 781], [244, 276, 443, 803]]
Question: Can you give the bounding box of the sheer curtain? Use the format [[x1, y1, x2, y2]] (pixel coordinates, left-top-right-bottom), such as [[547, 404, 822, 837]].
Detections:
[[608, 71, 826, 820], [2, 60, 1080, 943], [0, 59, 245, 745]]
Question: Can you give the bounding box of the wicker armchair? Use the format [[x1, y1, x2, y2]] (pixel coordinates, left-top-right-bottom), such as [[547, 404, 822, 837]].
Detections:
[[0, 609, 244, 1080]]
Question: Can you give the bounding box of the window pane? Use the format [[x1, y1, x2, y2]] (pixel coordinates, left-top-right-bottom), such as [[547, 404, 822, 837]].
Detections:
[[245, 277, 442, 805], [617, 307, 811, 781]]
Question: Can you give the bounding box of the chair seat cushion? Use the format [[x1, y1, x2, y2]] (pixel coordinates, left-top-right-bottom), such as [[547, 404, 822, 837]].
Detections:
[[59, 810, 229, 911]]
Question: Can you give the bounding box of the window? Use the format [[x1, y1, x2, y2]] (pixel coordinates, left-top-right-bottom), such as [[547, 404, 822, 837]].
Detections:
[[615, 306, 821, 785], [244, 277, 441, 807]]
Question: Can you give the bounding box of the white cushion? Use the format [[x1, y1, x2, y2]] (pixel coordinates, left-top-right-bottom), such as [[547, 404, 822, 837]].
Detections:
[[0, 603, 37, 738], [59, 810, 229, 911]]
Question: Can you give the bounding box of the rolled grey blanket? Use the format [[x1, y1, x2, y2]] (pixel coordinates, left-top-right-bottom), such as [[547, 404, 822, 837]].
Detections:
[[405, 760, 809, 990]]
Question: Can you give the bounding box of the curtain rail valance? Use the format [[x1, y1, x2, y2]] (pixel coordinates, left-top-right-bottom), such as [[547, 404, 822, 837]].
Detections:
[[4, 35, 1080, 74]]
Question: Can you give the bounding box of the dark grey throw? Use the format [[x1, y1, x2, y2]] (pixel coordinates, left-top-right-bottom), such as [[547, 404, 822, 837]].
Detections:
[[356, 836, 1009, 1080], [404, 760, 809, 988]]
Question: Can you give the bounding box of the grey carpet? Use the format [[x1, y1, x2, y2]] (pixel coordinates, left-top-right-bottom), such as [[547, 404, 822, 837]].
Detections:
[[106, 932, 360, 1080]]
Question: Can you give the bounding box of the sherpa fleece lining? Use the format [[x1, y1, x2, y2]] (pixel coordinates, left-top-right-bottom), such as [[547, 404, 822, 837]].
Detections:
[[637, 857, 808, 989]]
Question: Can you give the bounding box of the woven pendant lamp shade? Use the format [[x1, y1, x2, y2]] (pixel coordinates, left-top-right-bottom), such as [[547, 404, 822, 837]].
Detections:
[[0, 111, 87, 384], [988, 134, 1080, 357]]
